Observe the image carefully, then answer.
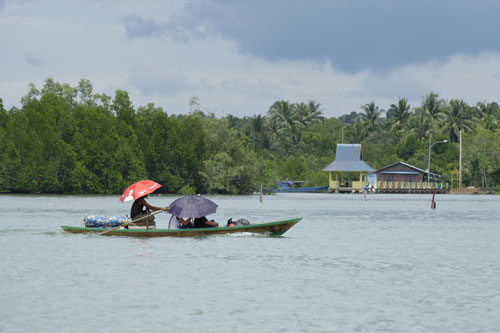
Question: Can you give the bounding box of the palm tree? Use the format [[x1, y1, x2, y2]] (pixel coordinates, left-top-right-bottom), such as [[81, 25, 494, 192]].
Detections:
[[410, 109, 431, 142], [474, 102, 500, 126], [440, 99, 473, 142], [389, 98, 412, 132], [306, 100, 324, 124], [265, 116, 280, 145], [469, 153, 488, 187], [360, 101, 381, 130], [480, 114, 499, 131], [249, 114, 265, 150], [289, 123, 304, 145], [293, 100, 323, 128], [294, 102, 310, 127], [347, 120, 368, 143], [268, 100, 296, 130], [420, 92, 443, 123]]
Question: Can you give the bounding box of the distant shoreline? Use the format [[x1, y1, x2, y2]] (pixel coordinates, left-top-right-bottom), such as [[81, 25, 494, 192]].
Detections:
[[449, 187, 498, 195]]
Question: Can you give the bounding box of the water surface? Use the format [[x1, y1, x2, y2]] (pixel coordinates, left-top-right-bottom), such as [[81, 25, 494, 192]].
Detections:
[[1, 193, 499, 332]]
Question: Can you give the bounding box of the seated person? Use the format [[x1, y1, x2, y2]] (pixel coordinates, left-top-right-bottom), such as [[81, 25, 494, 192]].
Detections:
[[193, 216, 219, 228], [169, 216, 193, 229], [128, 195, 168, 229]]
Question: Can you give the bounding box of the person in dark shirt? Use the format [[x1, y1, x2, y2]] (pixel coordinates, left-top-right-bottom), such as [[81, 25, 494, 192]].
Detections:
[[193, 216, 219, 228], [130, 195, 168, 219], [128, 195, 168, 228]]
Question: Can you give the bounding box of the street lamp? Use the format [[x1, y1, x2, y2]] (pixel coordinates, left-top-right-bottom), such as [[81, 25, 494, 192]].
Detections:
[[427, 139, 448, 184]]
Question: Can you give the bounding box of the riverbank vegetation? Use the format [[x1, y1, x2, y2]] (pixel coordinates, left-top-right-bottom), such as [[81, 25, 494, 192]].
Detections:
[[1, 78, 499, 194]]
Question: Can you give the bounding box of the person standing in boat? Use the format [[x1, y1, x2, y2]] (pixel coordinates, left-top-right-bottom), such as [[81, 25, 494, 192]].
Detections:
[[129, 195, 168, 228]]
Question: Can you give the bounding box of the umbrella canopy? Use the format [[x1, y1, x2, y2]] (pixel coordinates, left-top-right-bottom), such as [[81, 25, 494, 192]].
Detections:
[[120, 180, 162, 203], [167, 195, 218, 218]]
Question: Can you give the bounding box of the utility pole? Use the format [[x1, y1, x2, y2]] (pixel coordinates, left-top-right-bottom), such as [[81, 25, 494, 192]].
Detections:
[[459, 129, 462, 189], [428, 138, 448, 185]]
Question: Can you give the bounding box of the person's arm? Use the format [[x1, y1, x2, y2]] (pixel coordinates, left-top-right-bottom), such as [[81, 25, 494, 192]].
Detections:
[[178, 217, 192, 226], [141, 198, 169, 211], [205, 220, 218, 227]]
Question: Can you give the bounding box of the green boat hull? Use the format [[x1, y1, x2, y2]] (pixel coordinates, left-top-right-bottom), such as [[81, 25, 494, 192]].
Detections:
[[61, 218, 301, 237]]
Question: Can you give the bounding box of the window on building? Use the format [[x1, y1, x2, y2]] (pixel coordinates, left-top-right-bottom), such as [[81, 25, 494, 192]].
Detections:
[[406, 176, 415, 182]]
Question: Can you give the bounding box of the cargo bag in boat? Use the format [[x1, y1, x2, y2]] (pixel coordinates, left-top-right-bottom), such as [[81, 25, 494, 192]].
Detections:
[[84, 215, 128, 228]]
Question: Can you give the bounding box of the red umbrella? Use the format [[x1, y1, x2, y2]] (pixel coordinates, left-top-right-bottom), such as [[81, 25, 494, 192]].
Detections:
[[120, 180, 162, 203]]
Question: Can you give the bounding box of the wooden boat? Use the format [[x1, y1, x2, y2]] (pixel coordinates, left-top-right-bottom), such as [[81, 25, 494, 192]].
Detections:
[[61, 218, 302, 237]]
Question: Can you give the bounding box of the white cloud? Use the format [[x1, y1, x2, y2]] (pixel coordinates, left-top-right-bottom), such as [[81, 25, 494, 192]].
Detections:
[[360, 53, 500, 111], [127, 66, 197, 97], [1, 1, 500, 118]]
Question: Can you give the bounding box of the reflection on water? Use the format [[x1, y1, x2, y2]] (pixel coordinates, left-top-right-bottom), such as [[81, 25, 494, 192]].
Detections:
[[1, 193, 500, 332]]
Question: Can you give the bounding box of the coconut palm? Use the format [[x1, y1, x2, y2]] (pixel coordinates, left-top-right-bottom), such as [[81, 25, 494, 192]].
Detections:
[[360, 101, 381, 130], [289, 123, 304, 145], [474, 101, 500, 124], [249, 114, 265, 150], [265, 116, 281, 148], [410, 109, 431, 142], [479, 114, 499, 131], [468, 153, 488, 187], [294, 100, 324, 128], [440, 99, 473, 142], [294, 102, 310, 127], [389, 98, 412, 132], [347, 120, 368, 143], [306, 100, 324, 124], [420, 92, 443, 123], [268, 100, 296, 130]]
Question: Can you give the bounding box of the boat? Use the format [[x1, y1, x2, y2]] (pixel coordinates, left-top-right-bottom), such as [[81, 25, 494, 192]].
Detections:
[[61, 218, 302, 237], [273, 180, 328, 193]]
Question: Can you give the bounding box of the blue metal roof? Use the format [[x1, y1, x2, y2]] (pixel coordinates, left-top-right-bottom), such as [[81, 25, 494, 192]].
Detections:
[[322, 144, 375, 172], [379, 171, 419, 175]]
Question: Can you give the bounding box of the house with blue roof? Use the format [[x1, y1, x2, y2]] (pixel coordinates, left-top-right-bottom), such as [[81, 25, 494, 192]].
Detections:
[[322, 144, 374, 193], [375, 161, 427, 183], [374, 161, 448, 193]]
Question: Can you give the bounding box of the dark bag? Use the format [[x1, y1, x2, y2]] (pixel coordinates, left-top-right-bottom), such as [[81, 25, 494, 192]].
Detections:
[[227, 218, 251, 226], [236, 218, 250, 225]]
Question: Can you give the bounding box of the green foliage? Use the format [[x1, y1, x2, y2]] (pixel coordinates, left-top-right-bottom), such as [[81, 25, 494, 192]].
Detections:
[[397, 134, 423, 161], [2, 80, 500, 194], [338, 111, 360, 124], [179, 185, 196, 195], [389, 98, 412, 133], [301, 118, 342, 157], [200, 118, 264, 194], [113, 90, 135, 125], [462, 128, 500, 187]]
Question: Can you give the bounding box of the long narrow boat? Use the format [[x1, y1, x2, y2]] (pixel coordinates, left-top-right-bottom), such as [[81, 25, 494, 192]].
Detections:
[[61, 218, 301, 237]]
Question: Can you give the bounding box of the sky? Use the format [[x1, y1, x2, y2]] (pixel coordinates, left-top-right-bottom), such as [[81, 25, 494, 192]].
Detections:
[[1, 0, 500, 118]]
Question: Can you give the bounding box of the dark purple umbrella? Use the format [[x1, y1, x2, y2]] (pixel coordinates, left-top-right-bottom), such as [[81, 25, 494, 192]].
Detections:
[[167, 195, 218, 218]]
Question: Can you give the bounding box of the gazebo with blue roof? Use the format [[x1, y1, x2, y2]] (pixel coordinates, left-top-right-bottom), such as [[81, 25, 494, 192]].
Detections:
[[322, 144, 374, 193]]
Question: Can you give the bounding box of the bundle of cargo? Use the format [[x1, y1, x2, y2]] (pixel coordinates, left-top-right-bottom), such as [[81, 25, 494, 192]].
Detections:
[[83, 215, 128, 228]]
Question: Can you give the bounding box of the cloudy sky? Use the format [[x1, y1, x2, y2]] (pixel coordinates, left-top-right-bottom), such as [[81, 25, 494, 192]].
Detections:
[[1, 0, 500, 118]]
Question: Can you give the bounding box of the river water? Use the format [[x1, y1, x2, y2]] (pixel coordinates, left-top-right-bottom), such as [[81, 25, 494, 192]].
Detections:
[[1, 193, 499, 332]]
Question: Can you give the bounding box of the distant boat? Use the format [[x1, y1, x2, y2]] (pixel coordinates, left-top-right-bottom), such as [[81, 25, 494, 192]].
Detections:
[[273, 180, 329, 193]]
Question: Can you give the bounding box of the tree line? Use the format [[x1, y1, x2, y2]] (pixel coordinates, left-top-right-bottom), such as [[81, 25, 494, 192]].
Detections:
[[0, 78, 499, 194]]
